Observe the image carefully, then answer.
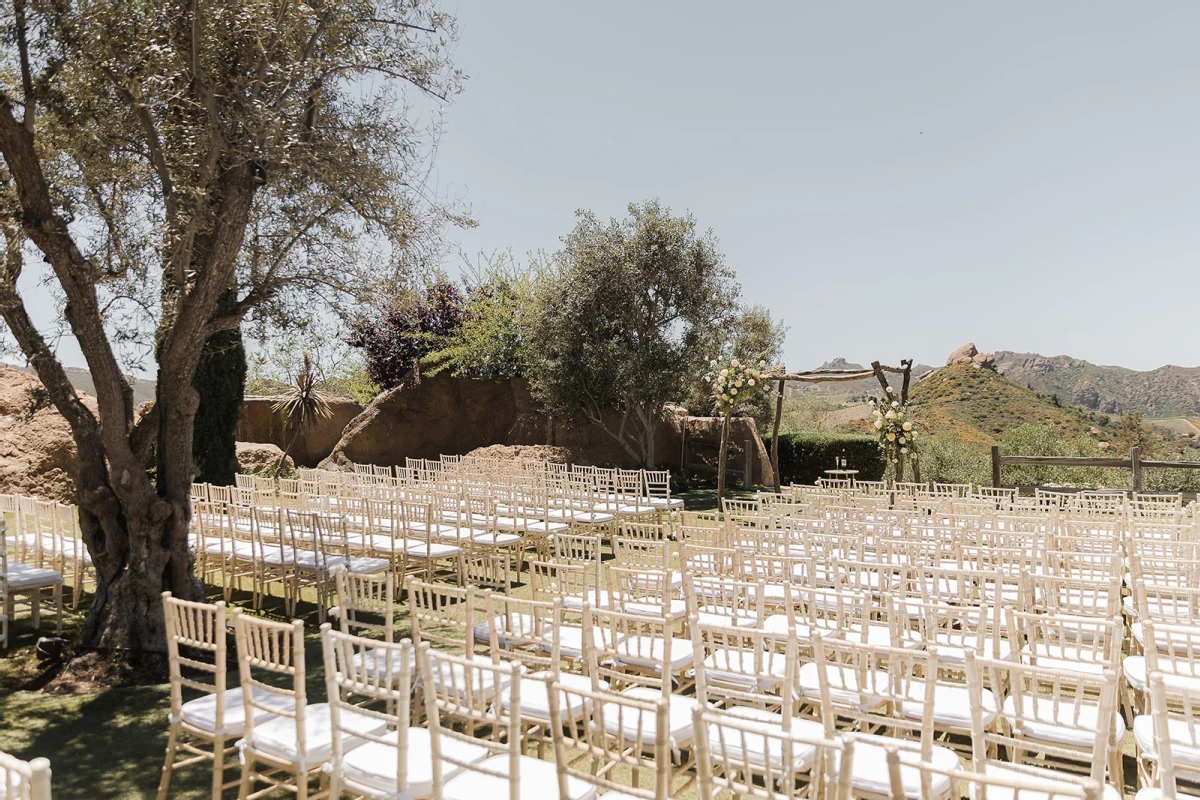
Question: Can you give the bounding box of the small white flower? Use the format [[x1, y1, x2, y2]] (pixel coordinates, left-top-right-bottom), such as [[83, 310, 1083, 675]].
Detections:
[[734, 379, 743, 388], [759, 360, 766, 368], [886, 386, 893, 394], [902, 421, 912, 431], [874, 420, 883, 430], [898, 436, 906, 445], [886, 433, 896, 442], [710, 359, 718, 368], [891, 401, 899, 408], [901, 447, 908, 454], [747, 378, 755, 387], [731, 387, 738, 395], [885, 411, 896, 420], [730, 359, 739, 367], [719, 369, 728, 377]]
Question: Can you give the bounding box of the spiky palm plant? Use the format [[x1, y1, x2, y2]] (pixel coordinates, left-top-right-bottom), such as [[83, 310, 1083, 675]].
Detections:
[[272, 353, 332, 475]]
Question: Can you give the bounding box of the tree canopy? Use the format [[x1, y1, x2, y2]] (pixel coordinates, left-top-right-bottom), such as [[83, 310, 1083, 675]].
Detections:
[[526, 200, 740, 466], [0, 0, 463, 650]]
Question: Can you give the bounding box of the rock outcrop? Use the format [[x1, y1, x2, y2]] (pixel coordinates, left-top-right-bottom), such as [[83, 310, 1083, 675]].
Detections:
[[946, 343, 996, 371], [235, 442, 294, 476], [0, 364, 89, 502]]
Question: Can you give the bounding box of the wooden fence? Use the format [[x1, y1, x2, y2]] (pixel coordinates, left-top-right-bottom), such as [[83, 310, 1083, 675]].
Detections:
[[991, 445, 1200, 491]]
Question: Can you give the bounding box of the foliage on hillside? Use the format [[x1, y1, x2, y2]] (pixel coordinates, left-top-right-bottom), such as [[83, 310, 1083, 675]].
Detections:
[[994, 351, 1200, 418], [908, 363, 1113, 445]]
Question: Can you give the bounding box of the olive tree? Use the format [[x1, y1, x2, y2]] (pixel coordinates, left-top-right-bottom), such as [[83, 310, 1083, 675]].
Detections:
[[0, 0, 462, 651], [527, 200, 739, 467]]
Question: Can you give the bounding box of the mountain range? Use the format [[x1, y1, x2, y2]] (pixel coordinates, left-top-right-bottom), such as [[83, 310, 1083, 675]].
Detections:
[[992, 352, 1200, 419]]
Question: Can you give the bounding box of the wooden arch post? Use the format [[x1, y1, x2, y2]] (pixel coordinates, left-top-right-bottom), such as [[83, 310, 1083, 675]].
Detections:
[[766, 359, 915, 489]]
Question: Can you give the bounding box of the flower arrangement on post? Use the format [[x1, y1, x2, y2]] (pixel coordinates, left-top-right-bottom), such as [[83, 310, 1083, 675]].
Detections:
[[870, 386, 919, 483], [705, 358, 783, 499]]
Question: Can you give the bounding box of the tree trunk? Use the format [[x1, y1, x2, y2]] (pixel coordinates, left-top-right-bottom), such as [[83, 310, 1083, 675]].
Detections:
[[78, 496, 200, 651], [76, 387, 204, 652], [717, 413, 732, 500], [192, 291, 246, 485]]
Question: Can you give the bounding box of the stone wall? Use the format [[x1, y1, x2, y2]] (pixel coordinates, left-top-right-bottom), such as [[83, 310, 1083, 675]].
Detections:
[[314, 373, 774, 485], [236, 396, 363, 467]]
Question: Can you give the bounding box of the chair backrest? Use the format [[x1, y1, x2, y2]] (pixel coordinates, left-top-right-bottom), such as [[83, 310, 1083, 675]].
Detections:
[[458, 550, 513, 592], [691, 618, 796, 712], [965, 652, 1119, 788], [613, 538, 672, 572], [406, 578, 477, 651], [418, 643, 523, 800], [547, 678, 671, 800], [331, 570, 394, 641], [1141, 621, 1200, 681], [232, 611, 307, 759], [0, 751, 52, 800], [1020, 571, 1122, 618], [583, 606, 675, 697], [694, 705, 854, 800], [877, 739, 1100, 800], [162, 592, 229, 732], [321, 627, 411, 797], [480, 593, 561, 673], [1007, 609, 1122, 671], [616, 520, 667, 541], [1148, 670, 1200, 795]]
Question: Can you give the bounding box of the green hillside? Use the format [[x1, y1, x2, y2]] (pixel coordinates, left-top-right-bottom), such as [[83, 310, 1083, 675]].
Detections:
[[907, 363, 1113, 445]]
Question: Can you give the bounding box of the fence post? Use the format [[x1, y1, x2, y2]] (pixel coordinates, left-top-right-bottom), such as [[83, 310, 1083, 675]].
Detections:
[[770, 379, 784, 493], [1131, 446, 1142, 492], [744, 439, 753, 488], [991, 445, 1001, 488]]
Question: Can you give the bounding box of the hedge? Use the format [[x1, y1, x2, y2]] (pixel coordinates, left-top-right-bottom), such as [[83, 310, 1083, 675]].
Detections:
[[762, 433, 885, 486]]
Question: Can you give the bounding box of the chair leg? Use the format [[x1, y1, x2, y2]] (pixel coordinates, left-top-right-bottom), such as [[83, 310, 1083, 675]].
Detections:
[[211, 736, 226, 800], [54, 583, 62, 635], [155, 722, 180, 800], [236, 751, 254, 800]]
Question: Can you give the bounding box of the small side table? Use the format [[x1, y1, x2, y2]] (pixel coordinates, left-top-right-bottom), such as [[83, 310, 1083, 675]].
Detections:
[[823, 469, 859, 485]]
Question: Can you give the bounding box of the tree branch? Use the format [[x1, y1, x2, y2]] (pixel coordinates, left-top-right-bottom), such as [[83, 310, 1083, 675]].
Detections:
[[12, 0, 35, 131]]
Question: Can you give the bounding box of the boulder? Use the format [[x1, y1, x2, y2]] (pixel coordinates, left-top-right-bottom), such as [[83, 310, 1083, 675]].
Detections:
[[947, 343, 978, 366], [0, 363, 92, 503], [465, 444, 574, 463], [971, 351, 997, 371], [236, 442, 294, 476]]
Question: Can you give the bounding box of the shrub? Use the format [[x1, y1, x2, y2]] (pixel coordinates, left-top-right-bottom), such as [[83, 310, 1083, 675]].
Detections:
[[918, 435, 990, 486], [763, 433, 885, 486]]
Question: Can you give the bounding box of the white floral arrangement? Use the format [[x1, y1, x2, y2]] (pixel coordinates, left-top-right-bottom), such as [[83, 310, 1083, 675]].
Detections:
[[870, 387, 918, 465], [704, 358, 779, 415]]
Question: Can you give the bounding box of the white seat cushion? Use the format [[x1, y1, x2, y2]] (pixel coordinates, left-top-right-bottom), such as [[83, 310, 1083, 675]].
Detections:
[[499, 671, 605, 722], [472, 613, 552, 646], [932, 632, 1011, 664], [5, 563, 62, 590], [703, 706, 824, 770], [551, 625, 620, 659], [442, 753, 596, 800], [246, 703, 386, 765], [426, 654, 518, 702], [350, 647, 413, 683], [620, 598, 687, 620], [845, 737, 958, 798], [1002, 694, 1126, 749], [896, 681, 998, 729], [604, 687, 703, 752], [797, 662, 889, 707], [702, 649, 789, 689], [1134, 713, 1200, 769], [179, 686, 296, 737], [979, 764, 1123, 800], [341, 727, 489, 798], [614, 635, 695, 673], [203, 539, 256, 559], [762, 615, 841, 643]]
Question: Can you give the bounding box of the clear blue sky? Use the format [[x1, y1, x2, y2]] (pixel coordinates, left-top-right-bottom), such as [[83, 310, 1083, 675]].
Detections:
[[431, 1, 1200, 371], [8, 2, 1199, 375]]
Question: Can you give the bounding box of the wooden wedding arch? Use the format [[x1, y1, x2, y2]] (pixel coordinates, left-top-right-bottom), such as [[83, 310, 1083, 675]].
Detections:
[[766, 359, 917, 491]]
